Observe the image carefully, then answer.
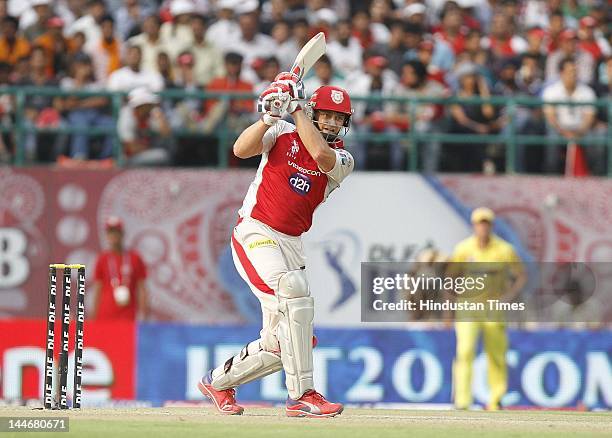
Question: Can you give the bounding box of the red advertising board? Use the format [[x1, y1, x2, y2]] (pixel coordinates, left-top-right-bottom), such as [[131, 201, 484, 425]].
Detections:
[[1, 320, 136, 403], [0, 167, 252, 322]]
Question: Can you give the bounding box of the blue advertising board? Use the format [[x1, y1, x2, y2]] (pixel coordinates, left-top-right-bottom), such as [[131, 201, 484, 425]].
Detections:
[[137, 324, 612, 409]]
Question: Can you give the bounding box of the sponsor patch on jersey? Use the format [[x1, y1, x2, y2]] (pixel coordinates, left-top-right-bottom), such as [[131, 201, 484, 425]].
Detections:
[[289, 172, 312, 196], [287, 161, 322, 176], [248, 239, 278, 249]]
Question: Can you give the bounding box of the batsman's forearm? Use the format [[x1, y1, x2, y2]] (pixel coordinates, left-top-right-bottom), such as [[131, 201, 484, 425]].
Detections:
[[293, 110, 335, 172], [233, 119, 269, 158]]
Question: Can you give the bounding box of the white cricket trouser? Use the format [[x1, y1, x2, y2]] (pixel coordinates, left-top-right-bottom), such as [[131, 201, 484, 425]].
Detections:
[[230, 217, 306, 352]]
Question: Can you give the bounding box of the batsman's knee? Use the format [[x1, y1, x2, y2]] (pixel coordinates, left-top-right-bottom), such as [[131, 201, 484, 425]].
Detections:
[[277, 269, 310, 299]]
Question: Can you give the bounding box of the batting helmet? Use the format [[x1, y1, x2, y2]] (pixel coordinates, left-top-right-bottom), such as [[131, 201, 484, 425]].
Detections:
[[305, 85, 353, 143], [306, 85, 352, 127]]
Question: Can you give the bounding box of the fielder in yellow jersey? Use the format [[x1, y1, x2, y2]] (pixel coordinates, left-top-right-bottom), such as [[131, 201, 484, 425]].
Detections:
[[450, 207, 527, 410]]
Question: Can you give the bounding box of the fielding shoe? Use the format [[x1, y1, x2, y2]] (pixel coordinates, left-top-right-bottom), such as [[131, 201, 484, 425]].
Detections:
[[198, 371, 244, 415], [286, 390, 344, 418]]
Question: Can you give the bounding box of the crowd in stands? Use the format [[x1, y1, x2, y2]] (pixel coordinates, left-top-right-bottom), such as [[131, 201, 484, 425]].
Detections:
[[0, 0, 609, 173]]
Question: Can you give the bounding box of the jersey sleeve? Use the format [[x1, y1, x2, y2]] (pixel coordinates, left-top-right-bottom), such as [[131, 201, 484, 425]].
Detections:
[[324, 148, 354, 184], [262, 120, 294, 153]]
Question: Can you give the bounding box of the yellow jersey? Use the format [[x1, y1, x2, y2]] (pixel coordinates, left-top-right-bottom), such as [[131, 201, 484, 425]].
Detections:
[[450, 235, 523, 299]]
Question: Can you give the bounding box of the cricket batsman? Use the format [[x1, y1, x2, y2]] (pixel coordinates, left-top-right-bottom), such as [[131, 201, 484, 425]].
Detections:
[[197, 73, 354, 418]]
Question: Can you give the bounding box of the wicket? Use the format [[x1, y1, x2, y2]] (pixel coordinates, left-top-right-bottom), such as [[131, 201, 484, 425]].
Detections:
[[44, 264, 86, 410]]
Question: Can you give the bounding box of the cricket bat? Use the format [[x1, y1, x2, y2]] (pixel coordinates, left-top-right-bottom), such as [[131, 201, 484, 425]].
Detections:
[[262, 32, 326, 115], [290, 32, 327, 80]]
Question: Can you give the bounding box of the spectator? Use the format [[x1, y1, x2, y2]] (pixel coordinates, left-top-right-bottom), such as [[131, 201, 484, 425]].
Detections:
[[401, 2, 427, 28], [542, 57, 598, 174], [546, 29, 594, 84], [260, 0, 290, 35], [369, 0, 392, 44], [173, 51, 197, 88], [270, 17, 311, 73], [107, 45, 164, 91], [516, 53, 544, 96], [0, 16, 30, 66], [346, 55, 399, 170], [117, 86, 172, 165], [352, 10, 375, 49], [482, 12, 527, 62], [592, 56, 612, 135], [114, 0, 152, 40], [56, 0, 87, 31], [203, 52, 254, 135], [402, 22, 424, 60], [16, 46, 62, 162], [514, 53, 547, 172], [11, 55, 30, 83], [310, 8, 338, 41], [253, 56, 280, 96], [66, 0, 106, 51], [34, 16, 73, 77], [168, 51, 201, 129], [447, 62, 503, 172], [87, 15, 122, 83], [434, 7, 467, 55], [230, 6, 277, 71], [206, 0, 240, 52], [373, 20, 407, 77], [493, 58, 520, 96], [425, 33, 456, 73], [545, 10, 566, 53], [23, 0, 54, 41], [386, 60, 447, 172], [577, 16, 610, 65], [189, 13, 224, 87], [128, 14, 166, 74], [270, 20, 297, 71], [456, 0, 483, 31], [159, 0, 195, 59], [523, 27, 547, 73], [90, 216, 149, 321], [416, 39, 448, 86], [157, 51, 175, 89], [303, 55, 346, 95], [455, 30, 490, 80], [59, 53, 113, 160], [67, 31, 87, 63], [522, 0, 553, 30], [327, 19, 363, 78]]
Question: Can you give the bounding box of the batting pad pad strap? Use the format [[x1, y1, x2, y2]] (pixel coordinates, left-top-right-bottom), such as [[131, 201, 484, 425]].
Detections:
[[211, 340, 282, 390]]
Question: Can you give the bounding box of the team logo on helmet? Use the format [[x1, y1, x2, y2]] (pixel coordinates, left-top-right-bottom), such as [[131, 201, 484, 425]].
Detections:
[[331, 90, 344, 104]]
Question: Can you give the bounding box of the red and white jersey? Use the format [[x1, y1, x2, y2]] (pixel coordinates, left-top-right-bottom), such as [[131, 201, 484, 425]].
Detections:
[[239, 120, 354, 236]]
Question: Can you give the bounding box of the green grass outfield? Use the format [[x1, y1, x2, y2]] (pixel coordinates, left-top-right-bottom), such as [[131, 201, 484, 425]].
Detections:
[[1, 406, 611, 438]]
